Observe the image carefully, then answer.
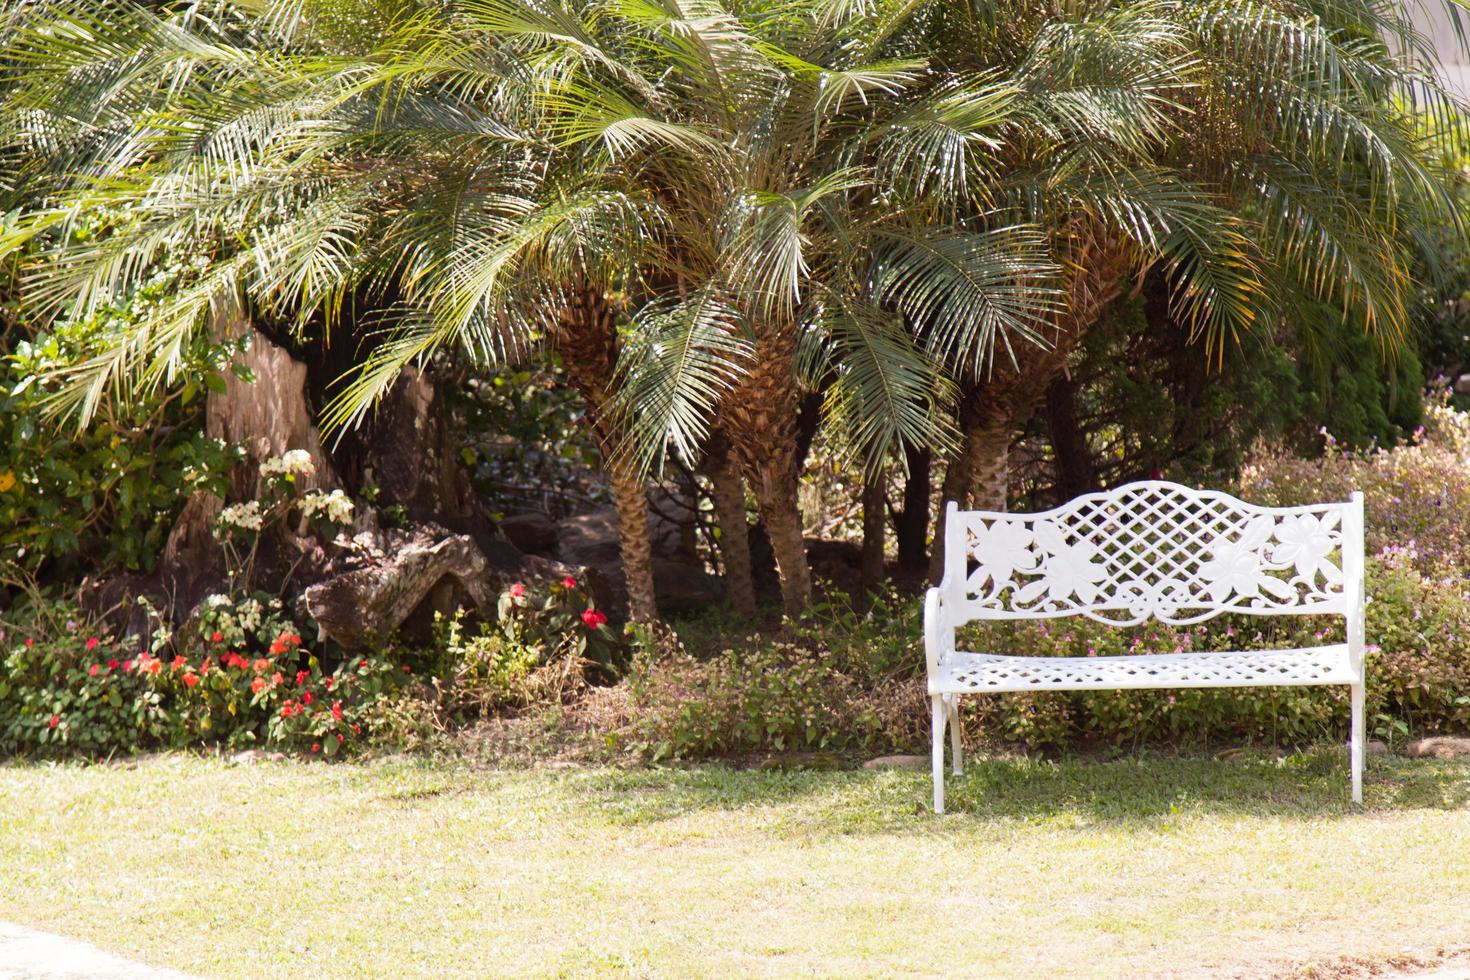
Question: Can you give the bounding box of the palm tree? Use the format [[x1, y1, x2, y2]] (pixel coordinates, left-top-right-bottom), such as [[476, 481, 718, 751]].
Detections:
[[914, 0, 1463, 540]]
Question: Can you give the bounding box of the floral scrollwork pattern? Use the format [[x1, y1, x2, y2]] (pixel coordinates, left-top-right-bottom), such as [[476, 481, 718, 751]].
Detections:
[[961, 483, 1348, 625]]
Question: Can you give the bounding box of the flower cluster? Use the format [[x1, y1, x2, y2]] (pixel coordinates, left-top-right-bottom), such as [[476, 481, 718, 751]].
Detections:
[[258, 449, 315, 478], [299, 488, 354, 524], [218, 501, 263, 532]]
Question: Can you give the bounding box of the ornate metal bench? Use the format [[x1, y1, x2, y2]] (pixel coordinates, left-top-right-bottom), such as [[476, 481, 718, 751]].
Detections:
[[924, 481, 1366, 813]]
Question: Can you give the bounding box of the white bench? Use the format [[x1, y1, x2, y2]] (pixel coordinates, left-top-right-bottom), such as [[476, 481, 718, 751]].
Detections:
[[925, 481, 1366, 813]]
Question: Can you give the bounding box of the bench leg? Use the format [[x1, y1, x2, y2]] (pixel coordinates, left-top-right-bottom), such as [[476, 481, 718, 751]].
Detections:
[[1350, 682, 1365, 804], [932, 694, 947, 814], [945, 695, 963, 776]]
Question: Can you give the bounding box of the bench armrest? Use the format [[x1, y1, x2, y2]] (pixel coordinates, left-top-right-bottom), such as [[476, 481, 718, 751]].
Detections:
[[924, 586, 953, 678]]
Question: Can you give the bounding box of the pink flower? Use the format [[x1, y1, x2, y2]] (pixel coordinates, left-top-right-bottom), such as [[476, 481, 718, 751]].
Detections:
[[88, 664, 100, 676], [561, 577, 577, 589], [48, 714, 59, 729], [581, 608, 608, 629], [85, 636, 99, 651], [509, 583, 526, 598]]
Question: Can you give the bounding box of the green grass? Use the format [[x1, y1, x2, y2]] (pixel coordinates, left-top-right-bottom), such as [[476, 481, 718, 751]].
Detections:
[[2, 748, 1469, 978]]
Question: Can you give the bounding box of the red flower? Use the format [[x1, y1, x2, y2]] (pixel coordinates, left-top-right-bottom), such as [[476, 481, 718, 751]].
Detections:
[[171, 655, 186, 671], [358, 660, 368, 670], [108, 658, 119, 671], [88, 664, 100, 676], [271, 672, 284, 686], [182, 672, 199, 688], [581, 608, 608, 629], [146, 658, 163, 675], [48, 714, 58, 729], [302, 692, 315, 705], [509, 582, 526, 598], [250, 677, 266, 694], [210, 631, 223, 643], [336, 733, 344, 744], [122, 659, 134, 672], [561, 576, 577, 589], [24, 638, 33, 648], [352, 724, 361, 735], [324, 678, 334, 690], [200, 658, 212, 676], [331, 701, 343, 721], [268, 641, 286, 655], [280, 702, 295, 718], [402, 664, 411, 673], [295, 670, 310, 686], [85, 636, 99, 651], [310, 743, 320, 754]]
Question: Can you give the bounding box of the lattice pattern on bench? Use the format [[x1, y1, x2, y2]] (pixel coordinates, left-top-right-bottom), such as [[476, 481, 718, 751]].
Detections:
[[954, 481, 1347, 626]]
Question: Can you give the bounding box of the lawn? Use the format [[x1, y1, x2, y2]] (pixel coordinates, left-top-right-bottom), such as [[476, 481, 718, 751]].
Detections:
[[2, 748, 1469, 978]]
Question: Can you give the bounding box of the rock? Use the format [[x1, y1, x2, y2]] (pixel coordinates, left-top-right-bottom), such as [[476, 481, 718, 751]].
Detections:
[[759, 751, 847, 771], [499, 512, 559, 554], [228, 750, 287, 764], [863, 754, 930, 771], [651, 557, 723, 614], [1367, 739, 1390, 758], [301, 531, 502, 648], [1400, 736, 1470, 759]]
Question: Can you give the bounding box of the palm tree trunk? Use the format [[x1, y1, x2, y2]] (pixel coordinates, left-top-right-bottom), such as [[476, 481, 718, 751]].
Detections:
[[753, 461, 812, 615], [703, 434, 757, 618], [967, 417, 1013, 512], [860, 465, 886, 592], [555, 282, 659, 622], [722, 321, 812, 616], [608, 457, 658, 623]]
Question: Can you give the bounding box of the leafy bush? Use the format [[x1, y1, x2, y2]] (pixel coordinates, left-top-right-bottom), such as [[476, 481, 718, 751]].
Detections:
[[431, 576, 623, 718], [0, 594, 406, 759], [1, 231, 243, 578]]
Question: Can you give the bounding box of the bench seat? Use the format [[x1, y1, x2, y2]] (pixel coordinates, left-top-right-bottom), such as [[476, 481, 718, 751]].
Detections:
[[932, 644, 1357, 694]]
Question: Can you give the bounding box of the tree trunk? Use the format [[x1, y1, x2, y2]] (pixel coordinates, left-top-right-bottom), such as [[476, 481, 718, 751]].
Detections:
[[608, 458, 658, 623], [960, 229, 1136, 516], [721, 320, 812, 616], [967, 418, 1013, 512], [895, 444, 930, 576], [1045, 373, 1096, 503], [753, 464, 812, 616], [860, 465, 886, 593], [703, 433, 757, 618], [555, 281, 659, 622]]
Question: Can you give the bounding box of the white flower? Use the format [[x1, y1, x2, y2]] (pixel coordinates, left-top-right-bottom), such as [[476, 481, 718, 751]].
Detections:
[[259, 449, 316, 477], [219, 501, 263, 532], [300, 489, 354, 524]]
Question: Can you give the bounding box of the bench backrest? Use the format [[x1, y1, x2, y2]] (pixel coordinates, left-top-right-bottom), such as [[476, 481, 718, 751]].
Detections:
[[943, 481, 1364, 626]]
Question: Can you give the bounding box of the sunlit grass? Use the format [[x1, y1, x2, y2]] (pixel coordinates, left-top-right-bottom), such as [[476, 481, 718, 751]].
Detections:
[[1, 748, 1468, 978]]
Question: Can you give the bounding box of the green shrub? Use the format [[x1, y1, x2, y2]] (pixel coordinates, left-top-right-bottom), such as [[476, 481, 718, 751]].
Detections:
[[0, 594, 407, 759]]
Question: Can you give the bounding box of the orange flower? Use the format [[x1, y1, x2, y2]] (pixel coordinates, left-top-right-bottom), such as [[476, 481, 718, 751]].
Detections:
[[253, 658, 270, 673], [272, 672, 284, 686], [250, 677, 266, 694], [182, 672, 199, 688]]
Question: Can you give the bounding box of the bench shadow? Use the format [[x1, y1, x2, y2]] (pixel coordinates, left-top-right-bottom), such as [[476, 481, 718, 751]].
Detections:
[[552, 750, 1470, 830]]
